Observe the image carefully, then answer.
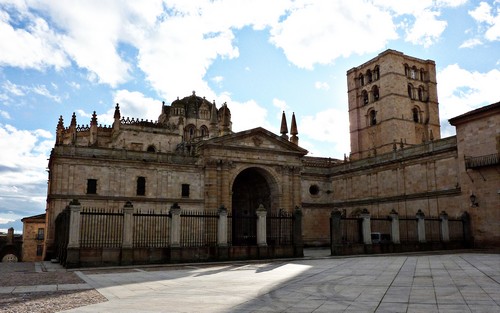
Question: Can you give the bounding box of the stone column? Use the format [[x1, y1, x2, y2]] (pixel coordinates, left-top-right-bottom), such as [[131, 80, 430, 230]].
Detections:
[[256, 204, 267, 247], [389, 209, 400, 244], [416, 209, 426, 243], [330, 209, 342, 255], [293, 206, 303, 257], [439, 211, 450, 242], [217, 205, 228, 247], [169, 203, 181, 248], [121, 201, 134, 265], [360, 209, 372, 245], [66, 199, 81, 268]]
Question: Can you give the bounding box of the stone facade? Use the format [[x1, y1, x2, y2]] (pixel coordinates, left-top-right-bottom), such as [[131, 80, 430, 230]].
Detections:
[[43, 50, 500, 259], [21, 214, 46, 262]]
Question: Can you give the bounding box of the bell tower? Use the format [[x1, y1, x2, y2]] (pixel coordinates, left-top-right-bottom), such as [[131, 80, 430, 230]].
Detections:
[[347, 49, 440, 160]]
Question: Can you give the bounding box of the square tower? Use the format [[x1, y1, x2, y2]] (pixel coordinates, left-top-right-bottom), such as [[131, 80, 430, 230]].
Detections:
[[347, 50, 440, 160]]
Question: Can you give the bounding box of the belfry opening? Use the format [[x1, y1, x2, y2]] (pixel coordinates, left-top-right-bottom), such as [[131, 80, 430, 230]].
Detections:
[[231, 167, 275, 245]]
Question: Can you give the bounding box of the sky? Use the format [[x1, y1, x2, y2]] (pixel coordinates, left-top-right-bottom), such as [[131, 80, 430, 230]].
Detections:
[[1, 0, 499, 233]]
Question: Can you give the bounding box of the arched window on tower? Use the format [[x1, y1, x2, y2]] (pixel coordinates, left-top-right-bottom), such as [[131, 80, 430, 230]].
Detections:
[[412, 107, 420, 123], [411, 66, 417, 79], [147, 145, 156, 152], [420, 68, 425, 81], [372, 85, 379, 101], [200, 125, 209, 137], [359, 73, 364, 86], [418, 86, 424, 101], [369, 109, 377, 126], [404, 64, 410, 77], [408, 84, 414, 99], [362, 90, 369, 105], [184, 124, 196, 141], [374, 66, 380, 80], [366, 70, 372, 83]]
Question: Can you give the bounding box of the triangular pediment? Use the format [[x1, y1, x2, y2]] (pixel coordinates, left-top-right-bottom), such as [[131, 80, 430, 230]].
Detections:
[[199, 127, 308, 155]]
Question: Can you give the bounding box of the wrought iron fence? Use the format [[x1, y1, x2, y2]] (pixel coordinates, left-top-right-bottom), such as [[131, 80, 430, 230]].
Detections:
[[228, 213, 257, 246], [341, 217, 362, 244], [80, 208, 123, 248], [180, 210, 218, 247], [449, 218, 464, 241], [134, 209, 170, 248], [267, 210, 294, 246], [399, 217, 418, 242], [425, 218, 441, 242], [371, 217, 391, 234]]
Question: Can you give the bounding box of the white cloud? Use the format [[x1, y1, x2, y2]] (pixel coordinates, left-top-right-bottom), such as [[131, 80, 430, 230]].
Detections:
[[315, 81, 330, 90], [469, 1, 500, 41], [438, 64, 500, 122], [299, 108, 350, 157], [32, 85, 61, 103], [404, 9, 447, 47], [218, 97, 271, 132], [459, 38, 483, 48], [3, 80, 24, 96], [270, 0, 398, 69], [0, 110, 11, 119]]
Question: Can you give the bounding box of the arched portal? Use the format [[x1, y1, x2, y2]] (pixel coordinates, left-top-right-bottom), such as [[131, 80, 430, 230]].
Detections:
[[231, 167, 276, 245]]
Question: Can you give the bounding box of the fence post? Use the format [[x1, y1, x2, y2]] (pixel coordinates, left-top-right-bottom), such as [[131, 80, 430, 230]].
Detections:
[[439, 211, 450, 242], [389, 209, 400, 244], [256, 204, 267, 247], [360, 208, 372, 245], [169, 203, 181, 248], [217, 205, 228, 247], [121, 201, 134, 265], [66, 199, 81, 268], [330, 209, 342, 255], [293, 206, 303, 257], [416, 209, 426, 243]]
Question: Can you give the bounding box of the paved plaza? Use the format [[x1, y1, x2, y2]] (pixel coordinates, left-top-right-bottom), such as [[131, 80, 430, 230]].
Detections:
[[53, 252, 500, 313]]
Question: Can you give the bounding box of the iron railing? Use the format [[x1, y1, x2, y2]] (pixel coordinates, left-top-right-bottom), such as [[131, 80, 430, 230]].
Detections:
[[267, 210, 294, 246], [180, 210, 218, 247], [134, 210, 170, 248], [80, 208, 123, 248]]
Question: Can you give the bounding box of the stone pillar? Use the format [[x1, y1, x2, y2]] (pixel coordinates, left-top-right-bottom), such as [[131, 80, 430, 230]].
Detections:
[[416, 209, 426, 243], [217, 205, 228, 247], [360, 209, 372, 245], [67, 199, 81, 249], [293, 206, 303, 257], [439, 211, 449, 242], [6, 227, 14, 244], [121, 201, 134, 265], [389, 209, 400, 244], [66, 199, 81, 268], [330, 209, 342, 255], [256, 204, 267, 247], [169, 203, 181, 248]]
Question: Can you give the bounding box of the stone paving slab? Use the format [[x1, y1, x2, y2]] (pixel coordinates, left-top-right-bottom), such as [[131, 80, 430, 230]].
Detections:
[[56, 253, 500, 313]]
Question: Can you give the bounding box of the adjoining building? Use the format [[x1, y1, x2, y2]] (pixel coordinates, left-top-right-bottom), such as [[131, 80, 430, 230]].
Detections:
[[21, 213, 46, 262], [43, 49, 500, 262]]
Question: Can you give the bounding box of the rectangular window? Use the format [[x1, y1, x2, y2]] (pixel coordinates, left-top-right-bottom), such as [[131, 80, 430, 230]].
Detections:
[[87, 179, 97, 194], [137, 177, 146, 196], [181, 184, 190, 198], [36, 228, 44, 240], [36, 245, 43, 256]]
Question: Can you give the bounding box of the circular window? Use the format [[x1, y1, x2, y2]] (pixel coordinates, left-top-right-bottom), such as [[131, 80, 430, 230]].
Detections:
[[309, 185, 320, 196]]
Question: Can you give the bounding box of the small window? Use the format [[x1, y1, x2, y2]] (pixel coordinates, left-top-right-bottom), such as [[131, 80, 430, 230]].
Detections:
[[370, 110, 377, 126], [418, 86, 424, 101], [366, 70, 372, 83], [147, 145, 156, 152], [36, 228, 44, 240], [372, 85, 379, 101], [412, 108, 420, 123], [407, 84, 413, 99], [362, 90, 369, 105], [359, 74, 364, 86], [182, 184, 190, 198], [36, 245, 43, 256], [200, 126, 209, 137], [420, 69, 425, 81], [309, 185, 320, 196], [87, 179, 97, 194], [137, 177, 146, 196], [374, 66, 380, 80]]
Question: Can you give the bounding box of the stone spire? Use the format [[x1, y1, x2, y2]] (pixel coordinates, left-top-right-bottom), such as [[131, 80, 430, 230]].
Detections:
[[56, 115, 64, 145], [90, 111, 98, 146], [220, 102, 231, 136], [209, 100, 218, 138], [280, 111, 288, 140], [290, 112, 298, 145], [70, 112, 77, 144], [113, 103, 121, 131]]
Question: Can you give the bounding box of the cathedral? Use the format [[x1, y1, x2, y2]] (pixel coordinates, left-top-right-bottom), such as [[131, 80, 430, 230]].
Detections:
[[44, 49, 499, 260]]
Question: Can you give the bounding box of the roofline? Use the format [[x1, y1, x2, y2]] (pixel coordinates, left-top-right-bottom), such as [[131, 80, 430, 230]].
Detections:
[[449, 101, 500, 125]]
